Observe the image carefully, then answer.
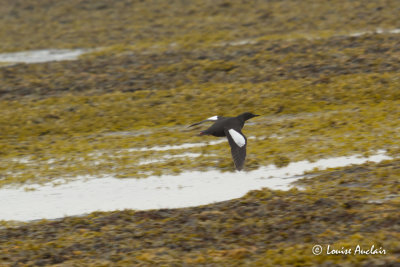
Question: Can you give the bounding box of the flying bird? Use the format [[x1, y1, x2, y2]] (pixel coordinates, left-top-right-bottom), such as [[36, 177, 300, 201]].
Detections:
[[189, 112, 259, 171]]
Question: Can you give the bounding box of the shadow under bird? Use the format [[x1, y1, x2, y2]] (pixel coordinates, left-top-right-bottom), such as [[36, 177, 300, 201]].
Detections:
[[189, 112, 260, 171]]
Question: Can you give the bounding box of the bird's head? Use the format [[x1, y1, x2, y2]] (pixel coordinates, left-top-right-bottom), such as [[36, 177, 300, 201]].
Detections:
[[239, 112, 260, 121]]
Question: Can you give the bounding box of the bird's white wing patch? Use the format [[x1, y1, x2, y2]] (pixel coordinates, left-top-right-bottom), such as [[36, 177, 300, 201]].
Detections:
[[228, 129, 246, 147], [207, 115, 219, 121]]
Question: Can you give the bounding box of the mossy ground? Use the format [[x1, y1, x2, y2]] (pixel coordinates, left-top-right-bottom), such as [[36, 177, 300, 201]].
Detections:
[[0, 0, 399, 266], [1, 160, 399, 266], [2, 41, 400, 186], [1, 0, 399, 53]]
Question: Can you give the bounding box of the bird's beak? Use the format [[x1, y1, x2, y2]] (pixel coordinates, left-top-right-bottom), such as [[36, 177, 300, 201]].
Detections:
[[254, 114, 260, 117]]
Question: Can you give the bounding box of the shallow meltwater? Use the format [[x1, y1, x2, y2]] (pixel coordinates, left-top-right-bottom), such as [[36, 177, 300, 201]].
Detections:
[[0, 151, 392, 221]]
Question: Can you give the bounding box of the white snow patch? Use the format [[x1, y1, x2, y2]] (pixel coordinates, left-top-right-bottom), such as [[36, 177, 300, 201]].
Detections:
[[349, 28, 400, 37], [138, 152, 203, 165], [0, 150, 392, 221], [127, 140, 226, 152], [0, 49, 95, 64]]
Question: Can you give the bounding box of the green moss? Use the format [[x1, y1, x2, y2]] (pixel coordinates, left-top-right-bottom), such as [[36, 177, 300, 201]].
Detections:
[[1, 159, 399, 265], [273, 156, 290, 168], [1, 0, 400, 52], [2, 70, 400, 185]]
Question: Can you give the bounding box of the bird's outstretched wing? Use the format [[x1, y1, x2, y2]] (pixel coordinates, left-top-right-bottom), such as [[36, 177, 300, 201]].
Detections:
[[224, 127, 247, 171], [188, 115, 221, 128]]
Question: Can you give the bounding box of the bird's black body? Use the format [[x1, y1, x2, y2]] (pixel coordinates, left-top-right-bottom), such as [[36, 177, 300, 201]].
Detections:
[[189, 112, 259, 170], [200, 113, 255, 137]]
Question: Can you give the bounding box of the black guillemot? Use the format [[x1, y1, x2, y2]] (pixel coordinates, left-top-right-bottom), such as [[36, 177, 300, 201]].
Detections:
[[189, 112, 259, 171]]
